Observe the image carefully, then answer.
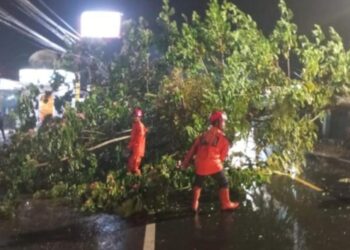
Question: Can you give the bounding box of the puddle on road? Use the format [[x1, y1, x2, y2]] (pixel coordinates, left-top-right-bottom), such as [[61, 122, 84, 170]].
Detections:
[[157, 157, 350, 250]]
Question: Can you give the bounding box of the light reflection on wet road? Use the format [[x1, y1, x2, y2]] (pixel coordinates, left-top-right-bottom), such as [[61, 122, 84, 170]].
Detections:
[[1, 156, 350, 250]]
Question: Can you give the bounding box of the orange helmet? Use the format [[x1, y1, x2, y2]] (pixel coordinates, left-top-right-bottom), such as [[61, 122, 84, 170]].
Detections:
[[133, 107, 143, 117], [209, 111, 227, 126]]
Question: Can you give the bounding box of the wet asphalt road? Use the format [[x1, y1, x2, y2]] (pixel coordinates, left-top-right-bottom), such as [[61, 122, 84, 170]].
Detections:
[[1, 155, 350, 250]]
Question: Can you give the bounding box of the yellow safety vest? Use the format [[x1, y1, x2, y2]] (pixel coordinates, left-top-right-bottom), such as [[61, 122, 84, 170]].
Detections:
[[39, 95, 54, 122]]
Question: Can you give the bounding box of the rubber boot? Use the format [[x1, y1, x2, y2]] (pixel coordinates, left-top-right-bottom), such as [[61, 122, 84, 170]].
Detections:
[[219, 188, 239, 211], [134, 169, 141, 176], [192, 186, 202, 212]]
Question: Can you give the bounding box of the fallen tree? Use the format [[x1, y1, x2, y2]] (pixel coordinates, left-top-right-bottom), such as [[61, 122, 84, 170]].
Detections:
[[2, 0, 350, 218]]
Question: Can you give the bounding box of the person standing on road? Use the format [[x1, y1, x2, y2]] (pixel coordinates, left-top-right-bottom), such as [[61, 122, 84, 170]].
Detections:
[[127, 107, 147, 175], [181, 111, 239, 212], [0, 111, 5, 142], [39, 89, 54, 123]]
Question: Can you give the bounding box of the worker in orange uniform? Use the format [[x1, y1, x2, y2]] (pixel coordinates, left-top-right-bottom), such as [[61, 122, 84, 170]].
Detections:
[[182, 111, 239, 212], [127, 107, 147, 175]]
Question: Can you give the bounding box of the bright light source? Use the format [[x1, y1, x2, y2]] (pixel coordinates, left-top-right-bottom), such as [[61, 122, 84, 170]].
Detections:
[[80, 11, 122, 38]]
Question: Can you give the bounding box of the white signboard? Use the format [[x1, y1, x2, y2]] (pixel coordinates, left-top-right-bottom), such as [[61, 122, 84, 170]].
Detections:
[[0, 78, 22, 91], [19, 69, 75, 96]]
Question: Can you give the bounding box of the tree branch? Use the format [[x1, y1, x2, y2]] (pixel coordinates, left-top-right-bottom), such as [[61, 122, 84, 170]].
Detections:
[[35, 135, 131, 168]]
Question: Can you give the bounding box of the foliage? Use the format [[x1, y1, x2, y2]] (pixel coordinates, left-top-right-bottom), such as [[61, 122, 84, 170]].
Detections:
[[152, 69, 213, 155], [163, 0, 350, 172], [32, 156, 266, 217], [2, 0, 350, 218], [110, 17, 157, 99], [16, 84, 39, 131]]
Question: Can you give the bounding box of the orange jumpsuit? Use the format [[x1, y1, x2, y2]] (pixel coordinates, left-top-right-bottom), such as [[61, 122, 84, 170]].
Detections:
[[182, 123, 239, 211], [127, 120, 147, 174], [183, 126, 229, 175]]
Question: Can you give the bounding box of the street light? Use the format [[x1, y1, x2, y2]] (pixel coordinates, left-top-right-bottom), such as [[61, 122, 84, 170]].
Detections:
[[80, 11, 123, 38]]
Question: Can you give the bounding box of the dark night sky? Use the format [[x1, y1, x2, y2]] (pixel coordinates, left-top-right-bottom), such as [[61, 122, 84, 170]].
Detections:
[[1, 0, 350, 79]]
